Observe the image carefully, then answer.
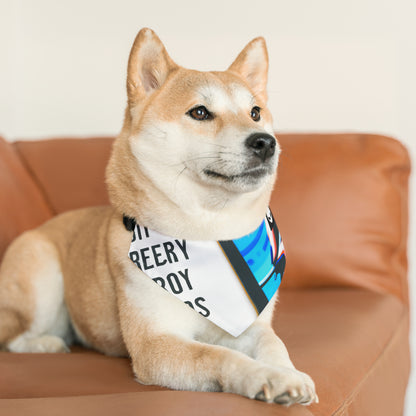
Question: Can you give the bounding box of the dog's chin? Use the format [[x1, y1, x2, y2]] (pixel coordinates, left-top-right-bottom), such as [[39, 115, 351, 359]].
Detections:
[[201, 166, 273, 193]]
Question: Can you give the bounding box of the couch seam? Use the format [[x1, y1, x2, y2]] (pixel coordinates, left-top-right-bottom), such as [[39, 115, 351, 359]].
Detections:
[[13, 143, 57, 216], [398, 161, 411, 306], [393, 162, 410, 306], [386, 136, 411, 306], [331, 307, 409, 416]]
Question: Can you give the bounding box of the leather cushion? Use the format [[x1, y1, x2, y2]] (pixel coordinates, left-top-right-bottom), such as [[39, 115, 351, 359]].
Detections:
[[0, 289, 409, 416]]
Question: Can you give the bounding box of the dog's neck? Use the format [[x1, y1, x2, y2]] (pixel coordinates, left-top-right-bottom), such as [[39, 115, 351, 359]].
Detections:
[[106, 134, 274, 241], [131, 182, 272, 241]]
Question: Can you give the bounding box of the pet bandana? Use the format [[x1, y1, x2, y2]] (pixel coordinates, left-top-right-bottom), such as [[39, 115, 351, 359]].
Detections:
[[126, 208, 285, 337]]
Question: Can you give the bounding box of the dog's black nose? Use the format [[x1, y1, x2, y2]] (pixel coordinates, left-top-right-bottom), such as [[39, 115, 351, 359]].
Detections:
[[245, 133, 276, 161]]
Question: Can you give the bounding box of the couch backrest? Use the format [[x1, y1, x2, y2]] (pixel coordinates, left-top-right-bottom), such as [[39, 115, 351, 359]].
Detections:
[[14, 137, 113, 213], [272, 134, 410, 305], [1, 134, 410, 304]]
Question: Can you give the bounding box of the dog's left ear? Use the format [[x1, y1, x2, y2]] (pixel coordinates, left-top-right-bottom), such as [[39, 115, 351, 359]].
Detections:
[[228, 37, 269, 102]]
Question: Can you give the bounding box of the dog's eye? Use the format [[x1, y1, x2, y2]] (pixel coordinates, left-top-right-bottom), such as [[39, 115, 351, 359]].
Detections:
[[250, 106, 261, 122], [188, 106, 212, 121]]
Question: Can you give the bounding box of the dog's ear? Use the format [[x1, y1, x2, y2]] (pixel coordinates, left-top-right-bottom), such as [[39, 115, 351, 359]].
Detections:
[[228, 37, 269, 102], [127, 28, 178, 106]]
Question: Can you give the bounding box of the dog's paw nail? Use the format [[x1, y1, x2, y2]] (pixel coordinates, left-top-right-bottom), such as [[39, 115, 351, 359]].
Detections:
[[288, 387, 301, 399], [263, 384, 272, 401], [315, 393, 319, 404], [255, 383, 272, 402]]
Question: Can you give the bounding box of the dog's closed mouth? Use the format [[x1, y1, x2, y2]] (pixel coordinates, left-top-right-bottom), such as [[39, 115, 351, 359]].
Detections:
[[204, 167, 269, 181]]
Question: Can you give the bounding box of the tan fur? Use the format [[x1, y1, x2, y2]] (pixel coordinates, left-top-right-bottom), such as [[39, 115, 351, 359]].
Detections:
[[0, 231, 43, 344], [0, 28, 317, 405]]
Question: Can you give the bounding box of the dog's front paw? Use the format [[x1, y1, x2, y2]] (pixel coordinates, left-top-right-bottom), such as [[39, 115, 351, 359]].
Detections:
[[244, 366, 318, 406]]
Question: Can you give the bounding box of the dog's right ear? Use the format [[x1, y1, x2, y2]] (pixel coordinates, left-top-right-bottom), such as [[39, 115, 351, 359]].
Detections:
[[127, 28, 178, 106]]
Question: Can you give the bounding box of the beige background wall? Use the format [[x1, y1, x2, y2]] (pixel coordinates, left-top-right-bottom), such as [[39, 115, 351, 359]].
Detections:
[[0, 0, 415, 413]]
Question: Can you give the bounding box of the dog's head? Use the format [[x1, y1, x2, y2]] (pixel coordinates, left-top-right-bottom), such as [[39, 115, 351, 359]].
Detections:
[[107, 28, 279, 236]]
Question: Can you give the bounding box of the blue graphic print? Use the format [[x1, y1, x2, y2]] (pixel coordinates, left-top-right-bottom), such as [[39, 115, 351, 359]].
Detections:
[[233, 219, 285, 301]]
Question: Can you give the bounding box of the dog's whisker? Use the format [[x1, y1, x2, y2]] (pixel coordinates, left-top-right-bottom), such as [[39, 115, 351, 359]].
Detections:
[[202, 160, 229, 173], [218, 151, 247, 158], [197, 141, 228, 149], [184, 156, 221, 162], [172, 165, 188, 192], [167, 156, 221, 168]]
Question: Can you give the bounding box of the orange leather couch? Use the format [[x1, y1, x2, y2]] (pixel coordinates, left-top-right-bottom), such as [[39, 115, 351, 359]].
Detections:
[[0, 133, 411, 415]]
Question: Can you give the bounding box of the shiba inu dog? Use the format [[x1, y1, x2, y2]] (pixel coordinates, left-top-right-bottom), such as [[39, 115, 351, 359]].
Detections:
[[0, 28, 317, 405]]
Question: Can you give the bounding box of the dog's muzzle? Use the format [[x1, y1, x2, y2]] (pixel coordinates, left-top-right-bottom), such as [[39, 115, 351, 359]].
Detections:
[[245, 133, 276, 162]]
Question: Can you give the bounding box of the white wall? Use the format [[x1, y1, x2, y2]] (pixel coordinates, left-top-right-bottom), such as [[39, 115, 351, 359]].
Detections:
[[0, 0, 415, 413]]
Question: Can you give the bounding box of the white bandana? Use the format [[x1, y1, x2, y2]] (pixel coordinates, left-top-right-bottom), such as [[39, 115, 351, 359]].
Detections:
[[127, 208, 285, 337]]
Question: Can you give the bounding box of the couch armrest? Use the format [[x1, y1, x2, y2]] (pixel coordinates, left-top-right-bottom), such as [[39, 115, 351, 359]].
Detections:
[[0, 137, 52, 261], [271, 134, 410, 305]]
